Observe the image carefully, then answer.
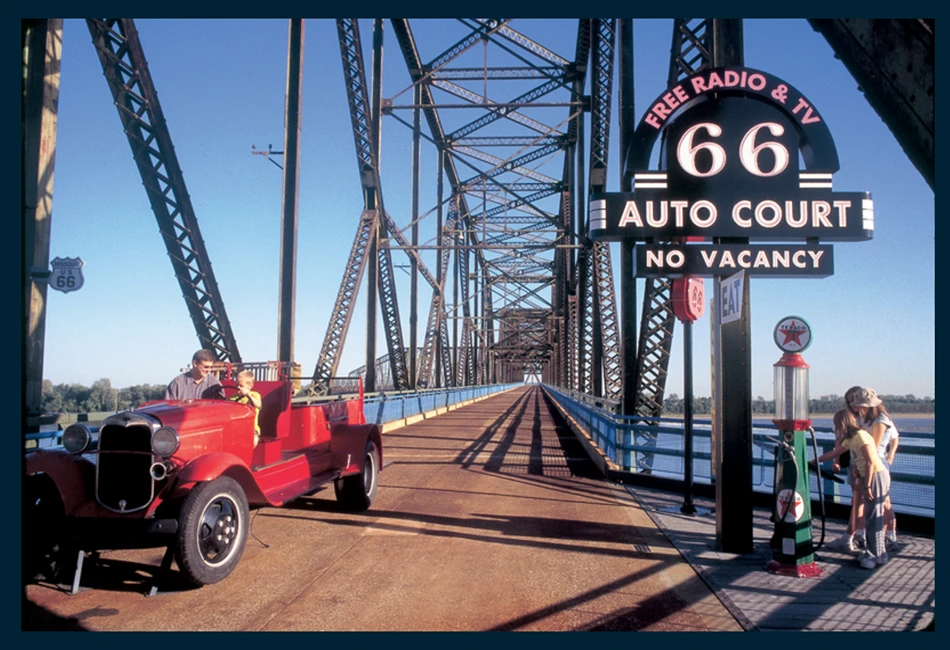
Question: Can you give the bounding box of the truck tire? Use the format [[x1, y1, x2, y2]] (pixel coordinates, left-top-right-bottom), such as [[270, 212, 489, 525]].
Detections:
[[23, 474, 72, 584], [334, 440, 379, 511], [175, 477, 249, 585]]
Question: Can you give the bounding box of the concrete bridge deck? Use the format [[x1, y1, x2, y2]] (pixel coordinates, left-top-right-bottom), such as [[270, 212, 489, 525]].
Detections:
[[22, 385, 934, 632]]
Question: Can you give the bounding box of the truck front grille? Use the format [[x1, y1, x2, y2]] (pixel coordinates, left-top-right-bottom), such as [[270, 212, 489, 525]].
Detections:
[[96, 423, 155, 512]]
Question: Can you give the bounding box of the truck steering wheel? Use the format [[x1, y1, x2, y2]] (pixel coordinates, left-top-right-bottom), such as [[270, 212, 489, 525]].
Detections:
[[220, 385, 242, 400]]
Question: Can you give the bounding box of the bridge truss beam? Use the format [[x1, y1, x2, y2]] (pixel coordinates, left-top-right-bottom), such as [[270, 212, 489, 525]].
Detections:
[[311, 19, 411, 395], [87, 19, 241, 363], [376, 19, 597, 389], [808, 19, 933, 191]]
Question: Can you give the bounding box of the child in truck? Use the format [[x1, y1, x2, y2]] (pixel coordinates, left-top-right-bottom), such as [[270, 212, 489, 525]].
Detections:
[[229, 370, 262, 447]]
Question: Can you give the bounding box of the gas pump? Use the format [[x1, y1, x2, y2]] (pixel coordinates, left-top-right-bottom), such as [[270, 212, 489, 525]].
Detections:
[[767, 316, 823, 578]]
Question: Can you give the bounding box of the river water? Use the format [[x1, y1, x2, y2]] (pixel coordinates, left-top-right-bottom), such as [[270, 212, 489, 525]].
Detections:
[[801, 416, 934, 434], [643, 416, 935, 516]]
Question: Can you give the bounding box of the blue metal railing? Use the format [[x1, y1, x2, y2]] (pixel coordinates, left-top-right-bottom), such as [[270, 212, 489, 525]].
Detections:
[[363, 383, 521, 426], [25, 430, 66, 449], [26, 383, 933, 519], [543, 384, 935, 518], [25, 383, 523, 450]]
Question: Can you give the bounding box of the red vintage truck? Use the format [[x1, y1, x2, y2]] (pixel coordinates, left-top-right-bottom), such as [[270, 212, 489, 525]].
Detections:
[[24, 363, 382, 587]]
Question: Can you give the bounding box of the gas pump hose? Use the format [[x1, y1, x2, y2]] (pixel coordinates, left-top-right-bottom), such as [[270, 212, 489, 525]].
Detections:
[[808, 426, 827, 552]]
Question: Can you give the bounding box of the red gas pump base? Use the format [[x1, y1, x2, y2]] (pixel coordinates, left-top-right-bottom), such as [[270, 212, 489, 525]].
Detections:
[[767, 560, 824, 578]]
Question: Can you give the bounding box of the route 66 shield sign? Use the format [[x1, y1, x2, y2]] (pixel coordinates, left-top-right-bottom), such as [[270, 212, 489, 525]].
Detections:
[[50, 257, 85, 294]]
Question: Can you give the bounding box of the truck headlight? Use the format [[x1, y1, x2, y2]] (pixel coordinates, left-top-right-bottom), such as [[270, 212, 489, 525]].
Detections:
[[62, 423, 93, 454], [152, 427, 180, 457]]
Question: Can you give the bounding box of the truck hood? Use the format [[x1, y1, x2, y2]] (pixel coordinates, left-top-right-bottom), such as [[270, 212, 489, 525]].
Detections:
[[134, 399, 253, 430]]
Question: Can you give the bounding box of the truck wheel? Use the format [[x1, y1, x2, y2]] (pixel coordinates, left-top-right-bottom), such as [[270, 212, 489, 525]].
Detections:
[[175, 477, 249, 586], [334, 440, 379, 511], [23, 474, 70, 583]]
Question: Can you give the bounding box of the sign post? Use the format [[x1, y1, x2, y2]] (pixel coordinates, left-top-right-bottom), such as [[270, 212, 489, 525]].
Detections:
[[670, 277, 707, 516], [591, 65, 873, 553], [717, 269, 753, 551]]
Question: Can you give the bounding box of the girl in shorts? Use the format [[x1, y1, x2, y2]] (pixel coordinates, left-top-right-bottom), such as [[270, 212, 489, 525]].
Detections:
[[826, 385, 866, 551], [819, 407, 891, 569]]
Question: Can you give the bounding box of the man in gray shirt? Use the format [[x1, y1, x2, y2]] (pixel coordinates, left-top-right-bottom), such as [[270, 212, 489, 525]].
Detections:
[[165, 349, 224, 400]]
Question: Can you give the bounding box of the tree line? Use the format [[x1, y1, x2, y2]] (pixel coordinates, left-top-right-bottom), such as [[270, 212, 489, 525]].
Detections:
[[661, 393, 935, 415], [40, 380, 935, 416], [41, 379, 166, 414]]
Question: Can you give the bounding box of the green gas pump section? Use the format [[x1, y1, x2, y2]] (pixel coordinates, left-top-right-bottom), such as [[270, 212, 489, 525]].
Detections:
[[767, 317, 823, 578]]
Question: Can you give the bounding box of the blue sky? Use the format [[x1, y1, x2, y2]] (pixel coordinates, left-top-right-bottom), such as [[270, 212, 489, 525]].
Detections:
[[37, 18, 934, 400]]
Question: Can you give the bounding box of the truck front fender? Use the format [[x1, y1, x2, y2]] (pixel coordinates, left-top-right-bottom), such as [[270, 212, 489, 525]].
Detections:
[[25, 449, 96, 517], [169, 453, 265, 503], [173, 452, 249, 484]]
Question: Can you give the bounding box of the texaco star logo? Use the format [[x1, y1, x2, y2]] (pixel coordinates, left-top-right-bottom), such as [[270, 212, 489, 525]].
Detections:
[[773, 316, 812, 353]]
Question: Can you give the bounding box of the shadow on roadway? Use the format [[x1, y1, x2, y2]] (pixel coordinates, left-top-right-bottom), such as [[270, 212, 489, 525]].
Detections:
[[22, 597, 88, 631], [24, 552, 202, 610]]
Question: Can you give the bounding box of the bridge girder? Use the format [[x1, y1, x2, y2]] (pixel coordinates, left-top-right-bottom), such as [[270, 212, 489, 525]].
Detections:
[[24, 18, 933, 410], [808, 19, 933, 191], [86, 19, 242, 364]]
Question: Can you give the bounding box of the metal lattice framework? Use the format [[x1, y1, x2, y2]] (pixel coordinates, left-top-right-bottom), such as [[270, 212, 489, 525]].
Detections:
[[310, 209, 375, 393], [309, 19, 412, 395], [21, 18, 927, 423], [317, 17, 932, 403], [573, 20, 622, 399], [807, 19, 933, 190], [86, 19, 241, 363], [588, 20, 621, 400], [378, 19, 599, 390], [626, 19, 715, 471], [416, 200, 458, 388], [635, 19, 715, 415]]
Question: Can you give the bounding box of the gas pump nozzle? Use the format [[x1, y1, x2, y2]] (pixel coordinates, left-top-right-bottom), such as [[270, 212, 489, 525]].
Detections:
[[807, 459, 845, 484]]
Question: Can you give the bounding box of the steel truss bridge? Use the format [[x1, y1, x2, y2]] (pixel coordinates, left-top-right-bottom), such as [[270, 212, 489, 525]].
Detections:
[[23, 19, 933, 419]]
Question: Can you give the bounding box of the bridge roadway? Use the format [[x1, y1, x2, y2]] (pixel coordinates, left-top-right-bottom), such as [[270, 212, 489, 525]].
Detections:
[[23, 385, 934, 632]]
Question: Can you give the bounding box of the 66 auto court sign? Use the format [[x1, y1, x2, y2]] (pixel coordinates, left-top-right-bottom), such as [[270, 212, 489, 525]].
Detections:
[[590, 66, 873, 277]]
